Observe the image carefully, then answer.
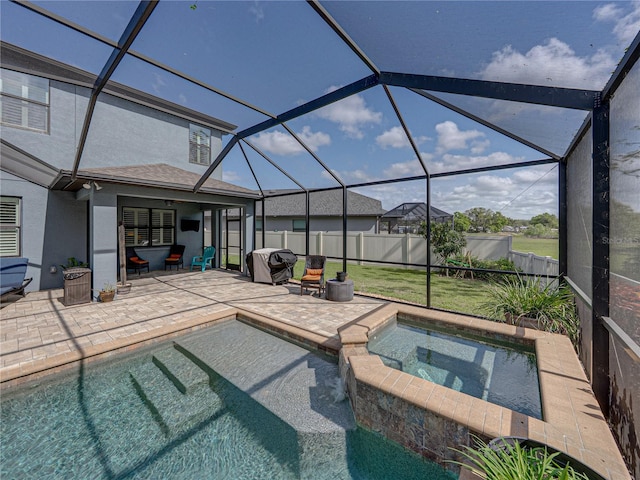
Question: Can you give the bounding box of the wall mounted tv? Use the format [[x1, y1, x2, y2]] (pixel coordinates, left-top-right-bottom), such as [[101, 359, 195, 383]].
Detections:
[[180, 219, 200, 232]]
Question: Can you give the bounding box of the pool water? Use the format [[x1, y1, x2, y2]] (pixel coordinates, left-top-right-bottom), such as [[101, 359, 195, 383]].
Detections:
[[0, 323, 455, 480], [368, 321, 542, 419]]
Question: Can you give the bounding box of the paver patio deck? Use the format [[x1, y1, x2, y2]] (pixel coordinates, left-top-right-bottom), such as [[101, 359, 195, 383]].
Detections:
[[0, 269, 384, 387]]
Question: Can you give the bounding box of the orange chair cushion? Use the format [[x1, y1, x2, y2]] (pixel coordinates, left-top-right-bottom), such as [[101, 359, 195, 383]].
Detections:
[[169, 254, 182, 259], [131, 258, 147, 264], [130, 256, 139, 261], [301, 274, 321, 281], [305, 268, 323, 276]]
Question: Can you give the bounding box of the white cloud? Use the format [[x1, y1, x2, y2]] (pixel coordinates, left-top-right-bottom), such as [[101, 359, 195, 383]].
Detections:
[[435, 121, 485, 154], [430, 151, 522, 174], [479, 37, 616, 89], [222, 170, 242, 183], [470, 139, 490, 155], [593, 3, 623, 22], [315, 87, 382, 139], [321, 168, 373, 185], [251, 126, 330, 156], [431, 166, 559, 219], [297, 126, 331, 150], [594, 1, 640, 46], [248, 1, 265, 23], [383, 158, 428, 178], [511, 166, 557, 185], [151, 73, 167, 95], [376, 126, 430, 149], [376, 127, 409, 149]]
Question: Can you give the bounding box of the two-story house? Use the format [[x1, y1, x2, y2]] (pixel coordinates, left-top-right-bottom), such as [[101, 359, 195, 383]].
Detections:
[[1, 42, 260, 295]]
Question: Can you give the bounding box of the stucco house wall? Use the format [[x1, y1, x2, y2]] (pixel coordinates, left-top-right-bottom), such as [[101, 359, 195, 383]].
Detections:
[[1, 44, 258, 295]]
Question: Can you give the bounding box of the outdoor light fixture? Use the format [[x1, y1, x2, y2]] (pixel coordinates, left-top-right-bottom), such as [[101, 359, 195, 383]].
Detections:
[[165, 200, 174, 206], [82, 181, 103, 191]]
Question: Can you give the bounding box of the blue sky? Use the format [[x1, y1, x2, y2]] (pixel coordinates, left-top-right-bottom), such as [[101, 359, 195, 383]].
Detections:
[[2, 1, 639, 218]]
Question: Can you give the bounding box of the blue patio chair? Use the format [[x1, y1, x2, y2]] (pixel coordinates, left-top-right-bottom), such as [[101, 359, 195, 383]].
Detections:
[[190, 246, 215, 272], [1, 257, 32, 300]]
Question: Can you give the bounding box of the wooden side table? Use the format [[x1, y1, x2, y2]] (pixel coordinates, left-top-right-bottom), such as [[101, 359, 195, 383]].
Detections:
[[325, 279, 354, 302]]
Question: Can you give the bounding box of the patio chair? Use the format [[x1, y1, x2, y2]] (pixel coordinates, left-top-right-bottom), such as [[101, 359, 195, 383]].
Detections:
[[0, 257, 32, 300], [126, 246, 149, 275], [164, 244, 185, 270], [190, 246, 215, 272], [300, 255, 326, 296]]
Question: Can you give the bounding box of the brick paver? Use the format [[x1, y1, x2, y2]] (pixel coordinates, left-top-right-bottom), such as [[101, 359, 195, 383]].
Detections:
[[0, 269, 384, 384]]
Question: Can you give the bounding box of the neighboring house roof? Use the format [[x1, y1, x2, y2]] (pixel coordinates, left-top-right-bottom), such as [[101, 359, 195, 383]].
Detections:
[[71, 163, 259, 197], [381, 203, 452, 221], [256, 189, 386, 217], [0, 41, 236, 133]]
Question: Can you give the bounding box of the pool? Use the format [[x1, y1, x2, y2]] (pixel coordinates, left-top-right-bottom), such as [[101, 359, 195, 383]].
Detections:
[[367, 320, 542, 419], [0, 319, 455, 480]]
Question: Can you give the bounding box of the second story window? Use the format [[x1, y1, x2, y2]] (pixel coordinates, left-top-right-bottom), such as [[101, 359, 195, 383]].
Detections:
[[0, 68, 49, 133], [189, 124, 211, 166]]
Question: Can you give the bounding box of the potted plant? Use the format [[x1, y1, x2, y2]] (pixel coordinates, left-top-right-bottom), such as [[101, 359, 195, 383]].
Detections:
[[481, 275, 580, 348], [60, 257, 89, 271], [99, 283, 116, 303]]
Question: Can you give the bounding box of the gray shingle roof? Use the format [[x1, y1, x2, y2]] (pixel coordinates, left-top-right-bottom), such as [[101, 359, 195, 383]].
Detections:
[[381, 202, 452, 220], [78, 163, 258, 197], [257, 189, 386, 217]]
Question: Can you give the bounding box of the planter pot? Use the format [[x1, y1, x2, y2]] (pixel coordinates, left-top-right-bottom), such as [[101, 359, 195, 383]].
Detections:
[[117, 283, 132, 295], [99, 291, 115, 303]]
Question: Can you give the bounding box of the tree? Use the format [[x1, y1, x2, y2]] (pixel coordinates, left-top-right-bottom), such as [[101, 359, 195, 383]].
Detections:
[[428, 222, 467, 275], [488, 211, 508, 233], [465, 207, 493, 232], [525, 223, 558, 238], [530, 212, 558, 229], [453, 212, 471, 232]]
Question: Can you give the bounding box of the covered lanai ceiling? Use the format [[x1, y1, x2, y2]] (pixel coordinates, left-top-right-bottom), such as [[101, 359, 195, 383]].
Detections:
[[2, 0, 638, 201]]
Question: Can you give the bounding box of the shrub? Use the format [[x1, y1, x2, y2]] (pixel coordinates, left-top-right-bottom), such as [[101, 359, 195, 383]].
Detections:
[[481, 275, 580, 349], [445, 255, 519, 282], [450, 436, 590, 480]]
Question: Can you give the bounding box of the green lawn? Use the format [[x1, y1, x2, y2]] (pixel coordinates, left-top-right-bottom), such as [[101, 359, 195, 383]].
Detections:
[[294, 260, 493, 318], [510, 236, 558, 259]]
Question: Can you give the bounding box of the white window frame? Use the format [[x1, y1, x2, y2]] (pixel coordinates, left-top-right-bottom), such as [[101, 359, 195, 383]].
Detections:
[[0, 68, 50, 133], [0, 196, 21, 257], [189, 124, 211, 166]]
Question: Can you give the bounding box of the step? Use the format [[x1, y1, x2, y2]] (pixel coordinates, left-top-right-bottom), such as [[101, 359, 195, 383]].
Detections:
[[129, 361, 224, 438], [152, 346, 209, 394], [174, 320, 355, 435]]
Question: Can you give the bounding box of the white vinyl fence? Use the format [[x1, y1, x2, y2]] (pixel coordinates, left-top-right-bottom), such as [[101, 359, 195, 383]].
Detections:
[[224, 230, 558, 277], [508, 251, 559, 278]]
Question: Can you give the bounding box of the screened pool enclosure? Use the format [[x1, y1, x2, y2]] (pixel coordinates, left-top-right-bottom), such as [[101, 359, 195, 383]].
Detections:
[[1, 1, 639, 476]]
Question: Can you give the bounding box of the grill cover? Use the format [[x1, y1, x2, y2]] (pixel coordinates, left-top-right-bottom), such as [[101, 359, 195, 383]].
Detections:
[[268, 249, 298, 284], [246, 249, 297, 284]]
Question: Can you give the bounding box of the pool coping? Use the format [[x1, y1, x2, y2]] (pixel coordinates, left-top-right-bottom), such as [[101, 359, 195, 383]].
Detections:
[[337, 303, 631, 480], [0, 305, 343, 391]]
